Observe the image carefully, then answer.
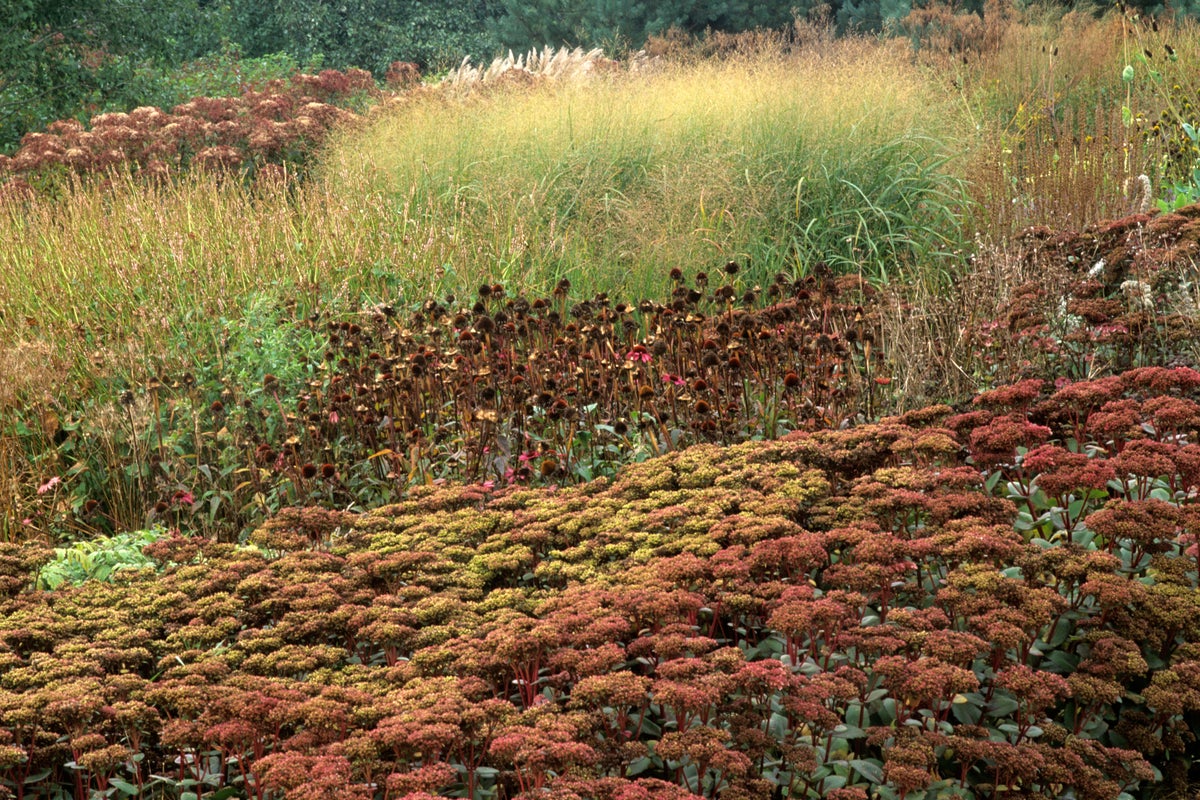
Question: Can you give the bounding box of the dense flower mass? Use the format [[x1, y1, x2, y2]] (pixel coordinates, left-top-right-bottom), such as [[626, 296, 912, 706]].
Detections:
[[0, 68, 375, 192], [1, 368, 1199, 798], [11, 267, 887, 542]]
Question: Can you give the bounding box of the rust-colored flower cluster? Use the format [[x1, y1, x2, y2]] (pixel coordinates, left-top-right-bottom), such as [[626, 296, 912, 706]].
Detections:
[[5, 366, 1200, 798], [0, 68, 374, 192], [291, 267, 886, 492], [969, 210, 1200, 386], [15, 266, 888, 542]]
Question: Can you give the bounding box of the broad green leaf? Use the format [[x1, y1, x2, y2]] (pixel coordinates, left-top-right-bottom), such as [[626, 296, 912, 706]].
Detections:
[[109, 779, 139, 795], [951, 697, 982, 725], [1045, 649, 1079, 673], [822, 775, 847, 791], [833, 723, 866, 739], [987, 692, 1020, 717], [850, 758, 885, 784]]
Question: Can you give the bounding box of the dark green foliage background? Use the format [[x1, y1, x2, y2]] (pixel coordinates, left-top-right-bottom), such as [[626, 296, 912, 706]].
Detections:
[[0, 0, 500, 152], [0, 0, 229, 151], [7, 0, 1200, 153], [0, 0, 822, 154], [489, 0, 795, 50]]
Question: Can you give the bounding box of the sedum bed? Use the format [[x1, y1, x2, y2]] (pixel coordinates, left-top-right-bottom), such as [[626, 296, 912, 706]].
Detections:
[[2, 367, 1199, 799]]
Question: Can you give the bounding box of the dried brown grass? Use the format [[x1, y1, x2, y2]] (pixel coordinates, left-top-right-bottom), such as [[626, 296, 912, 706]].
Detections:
[[643, 6, 838, 62], [901, 0, 1014, 65], [965, 103, 1152, 238], [879, 235, 1074, 409], [905, 3, 1166, 238], [0, 340, 66, 414]]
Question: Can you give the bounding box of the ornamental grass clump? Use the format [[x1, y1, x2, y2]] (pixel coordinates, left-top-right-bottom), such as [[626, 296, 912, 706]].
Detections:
[[333, 38, 966, 291], [1, 368, 1198, 798]]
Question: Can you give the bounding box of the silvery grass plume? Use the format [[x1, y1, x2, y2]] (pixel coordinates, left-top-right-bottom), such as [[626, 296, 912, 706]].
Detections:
[[443, 46, 625, 86]]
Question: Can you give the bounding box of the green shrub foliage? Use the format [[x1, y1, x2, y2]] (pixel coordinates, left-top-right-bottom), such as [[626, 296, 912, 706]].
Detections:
[[2, 367, 1200, 798], [0, 0, 232, 152], [490, 0, 796, 50], [0, 0, 496, 153], [227, 0, 498, 74]]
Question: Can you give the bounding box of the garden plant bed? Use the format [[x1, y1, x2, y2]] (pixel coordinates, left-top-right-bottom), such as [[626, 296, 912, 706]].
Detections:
[[2, 366, 1199, 799], [4, 10, 1200, 798]]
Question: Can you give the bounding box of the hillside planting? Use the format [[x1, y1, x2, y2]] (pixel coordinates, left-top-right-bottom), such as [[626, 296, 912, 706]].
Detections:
[[0, 6, 1199, 798]]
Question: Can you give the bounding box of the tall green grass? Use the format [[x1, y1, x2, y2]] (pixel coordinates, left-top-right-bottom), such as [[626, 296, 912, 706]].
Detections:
[[0, 38, 968, 398], [0, 173, 408, 385], [326, 40, 968, 296]]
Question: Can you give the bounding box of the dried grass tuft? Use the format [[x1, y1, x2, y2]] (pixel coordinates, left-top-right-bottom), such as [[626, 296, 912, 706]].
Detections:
[[442, 46, 627, 88], [880, 235, 1073, 409], [0, 340, 66, 414]]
